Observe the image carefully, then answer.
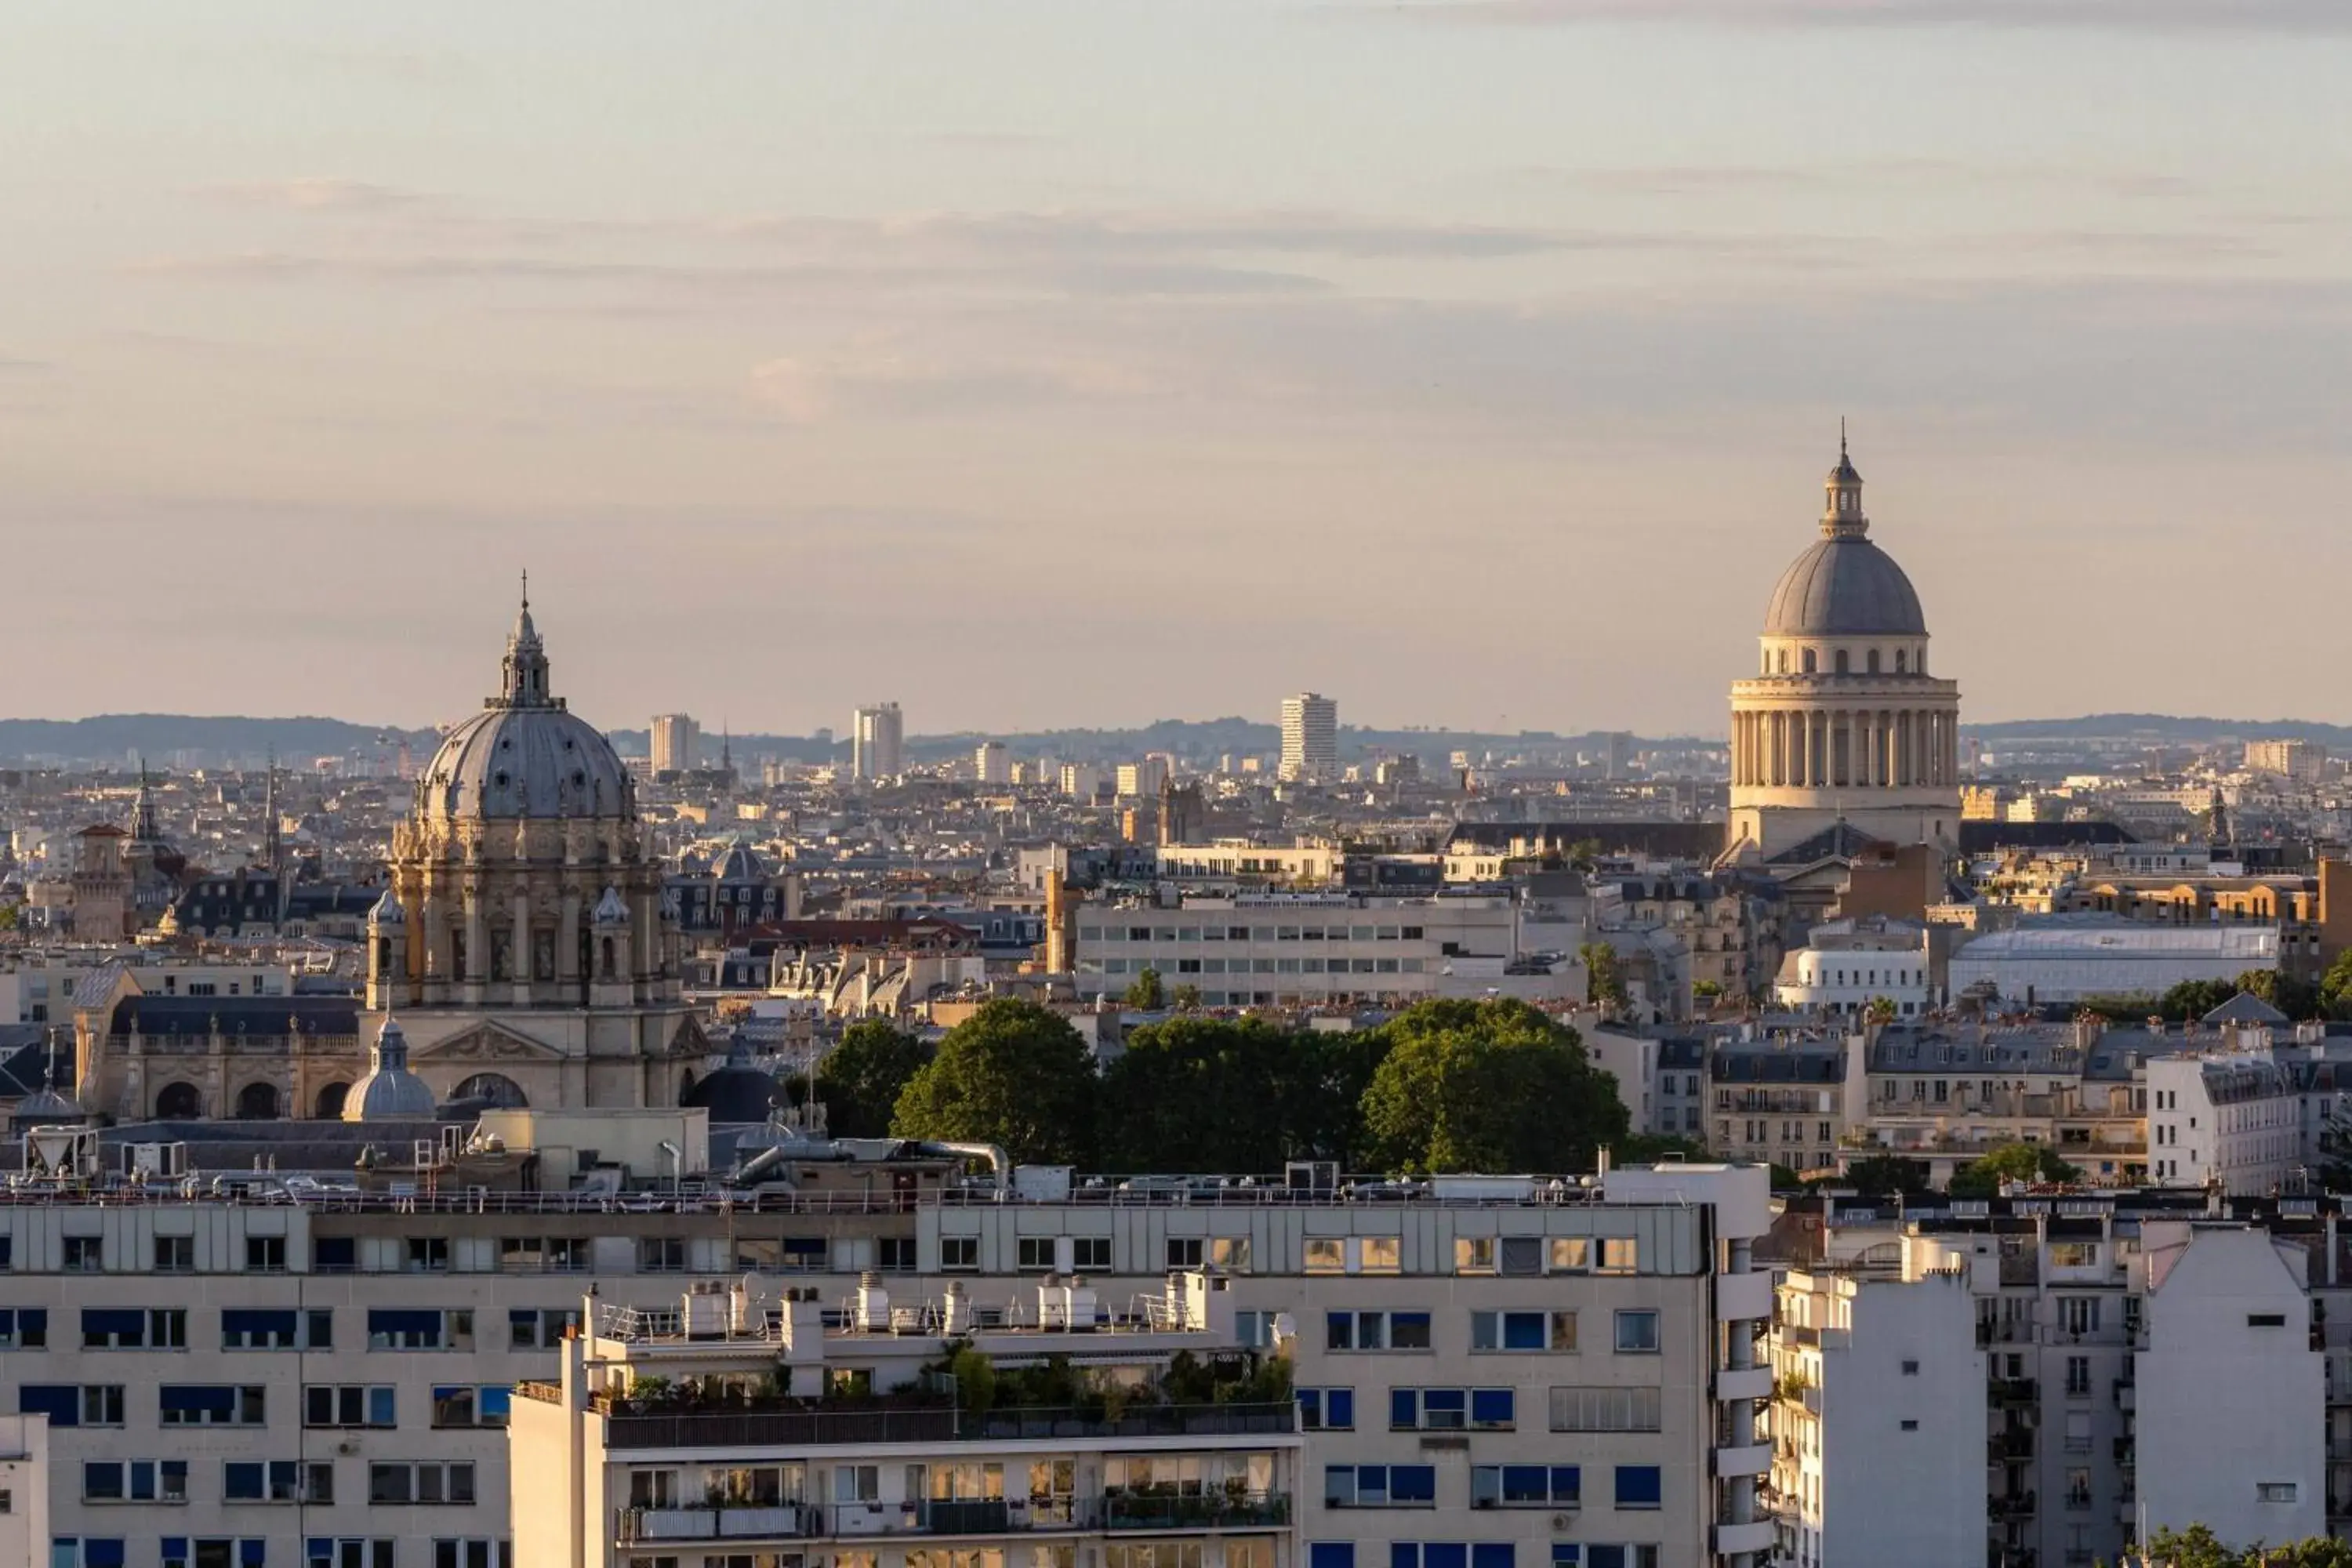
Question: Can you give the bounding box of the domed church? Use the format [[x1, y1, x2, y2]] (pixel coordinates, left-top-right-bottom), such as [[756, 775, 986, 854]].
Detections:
[[1722, 438, 1962, 869], [361, 591, 704, 1109]]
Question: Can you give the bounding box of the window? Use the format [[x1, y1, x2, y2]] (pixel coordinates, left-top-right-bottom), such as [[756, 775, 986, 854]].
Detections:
[[1549, 1239, 1590, 1273], [1305, 1240, 1345, 1275], [1310, 1548, 1355, 1568], [878, 1237, 920, 1273], [1472, 1465, 1580, 1508], [306, 1543, 396, 1568], [1327, 1310, 1429, 1352], [2249, 1312, 2288, 1328], [639, 1238, 687, 1273], [227, 1461, 332, 1503], [405, 1237, 452, 1273], [1470, 1311, 1575, 1352], [430, 1544, 506, 1568], [305, 1385, 397, 1428], [64, 1236, 103, 1272], [2064, 1356, 2091, 1397], [49, 1543, 129, 1568], [507, 1309, 575, 1349], [1325, 1465, 1437, 1507], [1165, 1239, 1204, 1270], [1581, 1551, 1658, 1568], [1613, 1467, 1661, 1510], [160, 1385, 266, 1427], [1073, 1238, 1112, 1272], [0, 1308, 47, 1348], [314, 1238, 357, 1274], [1456, 1238, 1496, 1275], [1613, 1312, 1660, 1354], [2064, 1468, 2092, 1509], [83, 1308, 187, 1348], [1390, 1548, 1512, 1568], [1550, 1387, 1662, 1433], [245, 1237, 288, 1273], [1210, 1237, 1250, 1272], [82, 1460, 189, 1503], [368, 1309, 473, 1350], [153, 1236, 194, 1272], [1016, 1238, 1057, 1273], [1298, 1388, 1355, 1430], [499, 1237, 588, 1273], [1901, 1359, 1919, 1376], [1597, 1239, 1639, 1275], [941, 1238, 979, 1272], [371, 1461, 477, 1505], [2060, 1298, 2100, 1336], [1391, 1387, 1511, 1431], [1360, 1237, 1400, 1273], [1498, 1237, 1542, 1276], [2259, 1482, 2300, 1504], [223, 1309, 332, 1351], [431, 1385, 512, 1428]]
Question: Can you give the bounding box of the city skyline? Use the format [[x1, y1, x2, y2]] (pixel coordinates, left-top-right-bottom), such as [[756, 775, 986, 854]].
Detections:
[[3, 3, 2348, 735]]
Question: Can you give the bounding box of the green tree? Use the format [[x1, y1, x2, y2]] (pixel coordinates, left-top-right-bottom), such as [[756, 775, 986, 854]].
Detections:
[[891, 998, 1098, 1166], [2238, 967, 2321, 1019], [2143, 1524, 2239, 1568], [2323, 948, 2352, 1017], [1099, 1015, 1304, 1173], [1123, 967, 1165, 1010], [1168, 983, 1203, 1012], [1864, 996, 1899, 1026], [815, 1019, 934, 1139], [1359, 999, 1628, 1174], [2158, 978, 2237, 1022], [1284, 1029, 1392, 1167], [1578, 942, 1624, 1007], [1837, 1154, 1933, 1196], [1948, 1142, 2082, 1198], [1617, 1132, 1707, 1163]]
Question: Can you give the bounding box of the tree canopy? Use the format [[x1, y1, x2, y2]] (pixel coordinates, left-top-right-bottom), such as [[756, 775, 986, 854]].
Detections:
[[1098, 1015, 1307, 1173], [1947, 1142, 2082, 1197], [1359, 999, 1628, 1174], [891, 999, 1098, 1165], [2145, 1524, 2352, 1567], [815, 1019, 935, 1138]]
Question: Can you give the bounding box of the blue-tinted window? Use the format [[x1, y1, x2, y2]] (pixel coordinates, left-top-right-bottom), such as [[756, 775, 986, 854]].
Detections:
[[1391, 1389, 1418, 1430], [1470, 1388, 1515, 1428], [1502, 1312, 1545, 1350], [1298, 1390, 1321, 1427], [1615, 1466, 1662, 1509], [1311, 1546, 1355, 1568], [1472, 1546, 1513, 1568], [1425, 1544, 1468, 1568], [1392, 1467, 1437, 1504], [1552, 1550, 1581, 1567], [20, 1385, 78, 1426], [1327, 1388, 1355, 1428]]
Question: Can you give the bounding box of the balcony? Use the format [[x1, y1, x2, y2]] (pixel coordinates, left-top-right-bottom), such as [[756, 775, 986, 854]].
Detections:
[[1989, 1492, 2037, 1521], [1715, 1520, 1778, 1557], [596, 1401, 1297, 1451], [618, 1506, 809, 1542], [1990, 1378, 2038, 1407], [1104, 1493, 1290, 1531], [1718, 1270, 1773, 1323], [1988, 1432, 2034, 1465], [2114, 1438, 2135, 1469], [615, 1496, 1292, 1544], [2113, 1381, 2135, 1414], [1716, 1367, 1775, 1403], [1715, 1443, 1773, 1479]]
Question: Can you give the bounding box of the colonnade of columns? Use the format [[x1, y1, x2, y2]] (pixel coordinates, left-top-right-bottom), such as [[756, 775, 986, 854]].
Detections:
[[1730, 706, 1959, 790]]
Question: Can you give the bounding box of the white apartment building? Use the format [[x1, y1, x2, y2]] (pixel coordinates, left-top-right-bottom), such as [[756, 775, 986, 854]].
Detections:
[[513, 1271, 1301, 1568], [0, 1413, 53, 1568], [651, 716, 701, 775], [852, 707, 905, 782], [1769, 1258, 1983, 1568], [1058, 765, 1102, 802], [2146, 1028, 2352, 1195], [5, 1148, 1773, 1568], [1278, 698, 1336, 786], [1772, 930, 1933, 1018], [974, 743, 1011, 787], [1116, 761, 1171, 801], [1069, 895, 1525, 1008]]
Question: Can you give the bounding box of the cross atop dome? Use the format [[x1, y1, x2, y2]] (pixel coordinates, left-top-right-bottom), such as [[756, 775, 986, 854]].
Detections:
[[1822, 422, 1867, 539]]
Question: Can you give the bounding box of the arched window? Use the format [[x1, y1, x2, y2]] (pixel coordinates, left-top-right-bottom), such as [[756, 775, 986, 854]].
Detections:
[[601, 937, 617, 980], [1867, 650, 1881, 673], [454, 1073, 528, 1109], [1834, 650, 1849, 675], [1895, 650, 1908, 673], [314, 1082, 350, 1119], [235, 1082, 281, 1121], [1777, 650, 1789, 675], [1801, 649, 1817, 674], [156, 1082, 202, 1120]]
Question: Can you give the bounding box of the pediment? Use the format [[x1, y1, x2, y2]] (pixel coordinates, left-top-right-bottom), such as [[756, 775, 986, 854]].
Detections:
[[411, 1020, 568, 1062]]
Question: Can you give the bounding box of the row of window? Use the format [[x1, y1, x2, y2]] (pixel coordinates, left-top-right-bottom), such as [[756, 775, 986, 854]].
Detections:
[[1297, 1385, 1662, 1434], [1324, 1464, 1650, 1511], [20, 1384, 509, 1430], [87, 1461, 473, 1507], [1080, 925, 1432, 943], [1091, 957, 1427, 977], [0, 1308, 512, 1353], [1328, 1308, 1659, 1355], [1308, 1545, 1661, 1568], [51, 1541, 504, 1568], [2, 1234, 890, 1277]]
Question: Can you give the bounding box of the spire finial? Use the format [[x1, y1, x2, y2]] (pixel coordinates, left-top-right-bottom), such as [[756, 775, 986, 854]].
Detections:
[[521, 567, 529, 612], [1839, 416, 1847, 459]]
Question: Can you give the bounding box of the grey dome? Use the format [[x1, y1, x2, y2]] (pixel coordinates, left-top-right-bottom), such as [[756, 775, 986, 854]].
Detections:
[[1764, 537, 1927, 637], [713, 842, 766, 882], [416, 596, 634, 825], [343, 1017, 437, 1122]]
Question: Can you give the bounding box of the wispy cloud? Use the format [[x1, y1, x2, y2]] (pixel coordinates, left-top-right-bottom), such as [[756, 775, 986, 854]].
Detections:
[[748, 347, 1164, 424], [1367, 0, 2352, 32], [1508, 158, 2202, 201], [199, 178, 430, 212], [713, 209, 1573, 262]]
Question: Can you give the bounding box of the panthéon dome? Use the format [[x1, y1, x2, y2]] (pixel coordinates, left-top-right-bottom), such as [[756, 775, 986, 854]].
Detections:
[[1762, 442, 1927, 637]]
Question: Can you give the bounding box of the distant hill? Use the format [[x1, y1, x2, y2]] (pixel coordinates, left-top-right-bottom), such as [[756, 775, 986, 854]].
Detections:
[[1962, 713, 2352, 748], [0, 715, 439, 768]]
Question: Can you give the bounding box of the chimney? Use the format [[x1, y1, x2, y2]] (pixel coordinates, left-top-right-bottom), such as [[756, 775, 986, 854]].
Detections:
[[942, 1280, 971, 1337], [854, 1270, 891, 1332]]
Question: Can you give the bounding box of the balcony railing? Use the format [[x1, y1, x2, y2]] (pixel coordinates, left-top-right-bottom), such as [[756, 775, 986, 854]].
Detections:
[[1989, 1378, 2037, 1406], [615, 1494, 1291, 1544], [598, 1402, 1297, 1451], [1989, 1492, 2037, 1521]]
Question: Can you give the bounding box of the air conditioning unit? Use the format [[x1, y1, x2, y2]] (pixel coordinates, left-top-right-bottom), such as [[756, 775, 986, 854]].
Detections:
[[336, 1439, 361, 1456], [1552, 1514, 1574, 1532]]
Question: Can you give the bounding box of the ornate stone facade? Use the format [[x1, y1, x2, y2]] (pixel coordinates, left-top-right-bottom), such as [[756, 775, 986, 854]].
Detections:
[[1725, 441, 1962, 865], [362, 594, 703, 1109]]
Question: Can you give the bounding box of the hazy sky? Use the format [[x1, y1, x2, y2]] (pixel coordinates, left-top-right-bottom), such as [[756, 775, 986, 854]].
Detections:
[[4, 2, 2348, 738]]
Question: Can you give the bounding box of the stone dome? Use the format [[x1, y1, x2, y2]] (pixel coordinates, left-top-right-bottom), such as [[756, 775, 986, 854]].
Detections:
[[712, 841, 766, 882], [416, 597, 634, 825], [343, 1017, 438, 1122], [1762, 437, 1927, 637], [1764, 536, 1926, 637]]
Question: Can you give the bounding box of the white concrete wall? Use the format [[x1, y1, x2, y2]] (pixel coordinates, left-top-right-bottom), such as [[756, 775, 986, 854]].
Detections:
[[1817, 1274, 1984, 1568], [2139, 1228, 2323, 1548]]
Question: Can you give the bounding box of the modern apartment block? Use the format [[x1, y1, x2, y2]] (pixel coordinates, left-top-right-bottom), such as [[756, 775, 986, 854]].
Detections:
[[851, 706, 904, 783], [1277, 698, 1337, 786], [7, 1145, 1773, 1568], [651, 717, 701, 777], [512, 1270, 1301, 1568]]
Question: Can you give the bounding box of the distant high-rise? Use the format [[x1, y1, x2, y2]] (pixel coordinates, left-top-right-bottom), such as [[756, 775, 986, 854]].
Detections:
[[852, 703, 904, 781], [974, 741, 1011, 786], [650, 713, 699, 774], [1279, 692, 1338, 783]]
